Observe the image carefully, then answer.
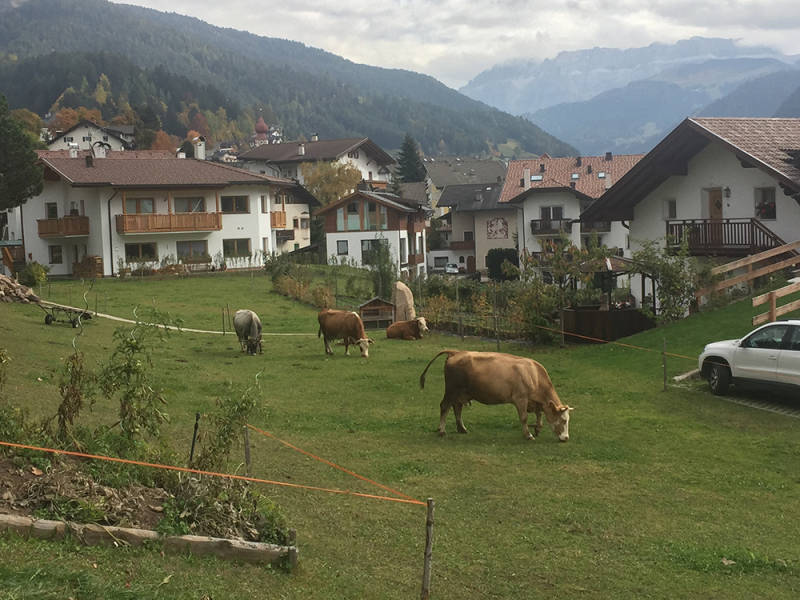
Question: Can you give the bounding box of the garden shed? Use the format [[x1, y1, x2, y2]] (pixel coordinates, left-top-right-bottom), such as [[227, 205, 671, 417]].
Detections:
[[358, 297, 395, 330]]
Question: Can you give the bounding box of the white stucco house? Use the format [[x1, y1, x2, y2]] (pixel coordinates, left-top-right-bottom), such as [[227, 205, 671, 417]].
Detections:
[[12, 146, 318, 278], [501, 153, 645, 265], [429, 181, 516, 275], [581, 117, 800, 307], [315, 190, 428, 277], [47, 120, 133, 152]]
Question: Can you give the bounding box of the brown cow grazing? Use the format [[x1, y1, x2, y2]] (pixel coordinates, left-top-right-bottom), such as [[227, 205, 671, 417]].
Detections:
[[317, 309, 374, 357], [419, 349, 574, 441], [386, 317, 428, 340]]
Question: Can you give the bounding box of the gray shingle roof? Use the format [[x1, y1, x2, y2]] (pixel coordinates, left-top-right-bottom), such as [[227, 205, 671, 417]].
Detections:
[[239, 137, 395, 166], [438, 183, 512, 212], [423, 156, 506, 188]]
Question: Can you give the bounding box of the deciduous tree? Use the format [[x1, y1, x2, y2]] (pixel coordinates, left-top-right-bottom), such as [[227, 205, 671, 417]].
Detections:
[[300, 160, 362, 205], [0, 95, 44, 211]]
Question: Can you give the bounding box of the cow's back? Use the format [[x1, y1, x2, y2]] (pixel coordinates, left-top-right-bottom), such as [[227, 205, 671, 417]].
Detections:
[[319, 309, 364, 339]]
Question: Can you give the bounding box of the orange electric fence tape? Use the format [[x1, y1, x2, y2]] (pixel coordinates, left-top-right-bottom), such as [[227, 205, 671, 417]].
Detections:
[[531, 323, 699, 362], [0, 440, 426, 507], [246, 424, 420, 504]]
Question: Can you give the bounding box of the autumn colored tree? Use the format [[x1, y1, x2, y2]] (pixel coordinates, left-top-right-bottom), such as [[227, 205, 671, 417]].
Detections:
[[301, 160, 362, 205], [150, 131, 179, 152], [50, 108, 79, 135], [10, 109, 46, 148], [0, 95, 44, 210]]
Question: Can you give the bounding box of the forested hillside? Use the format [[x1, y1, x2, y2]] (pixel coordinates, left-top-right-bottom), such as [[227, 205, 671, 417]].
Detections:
[[0, 0, 577, 157]]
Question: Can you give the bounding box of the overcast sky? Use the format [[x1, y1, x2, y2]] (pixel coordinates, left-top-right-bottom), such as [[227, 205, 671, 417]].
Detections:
[[111, 0, 800, 89]]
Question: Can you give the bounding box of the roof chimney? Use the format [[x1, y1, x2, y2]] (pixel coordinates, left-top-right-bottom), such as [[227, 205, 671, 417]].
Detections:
[[576, 156, 582, 167], [523, 168, 531, 190], [68, 142, 78, 159], [604, 175, 612, 190], [540, 163, 546, 173], [310, 133, 318, 142], [587, 164, 593, 174], [85, 154, 93, 168], [570, 181, 576, 189], [298, 143, 305, 156], [605, 152, 613, 161], [193, 137, 206, 160]]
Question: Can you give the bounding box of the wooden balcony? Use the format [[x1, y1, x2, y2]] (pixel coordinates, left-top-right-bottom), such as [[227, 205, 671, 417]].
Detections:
[[530, 219, 572, 235], [37, 216, 90, 238], [580, 220, 612, 233], [666, 218, 789, 257], [406, 253, 425, 266], [115, 212, 222, 234], [450, 240, 475, 251], [271, 211, 287, 229]]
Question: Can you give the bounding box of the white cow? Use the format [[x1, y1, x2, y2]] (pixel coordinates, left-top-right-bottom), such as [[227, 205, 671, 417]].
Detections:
[[233, 309, 263, 355]]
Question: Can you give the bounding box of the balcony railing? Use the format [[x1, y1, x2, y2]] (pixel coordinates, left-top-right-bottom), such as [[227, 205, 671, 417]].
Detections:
[[666, 218, 788, 257], [530, 219, 572, 235], [271, 211, 287, 229], [115, 212, 222, 234], [450, 240, 475, 250], [276, 230, 295, 241], [580, 220, 612, 233], [406, 253, 425, 266], [37, 216, 90, 237]]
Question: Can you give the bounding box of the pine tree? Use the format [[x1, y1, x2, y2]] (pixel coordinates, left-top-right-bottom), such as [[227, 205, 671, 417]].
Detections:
[[396, 133, 426, 183], [0, 95, 44, 211]]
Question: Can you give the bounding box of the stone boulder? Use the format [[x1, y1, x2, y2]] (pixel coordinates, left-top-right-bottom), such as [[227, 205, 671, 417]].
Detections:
[[391, 281, 415, 321]]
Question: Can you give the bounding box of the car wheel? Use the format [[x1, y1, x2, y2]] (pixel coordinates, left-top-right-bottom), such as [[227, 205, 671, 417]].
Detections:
[[708, 363, 730, 396]]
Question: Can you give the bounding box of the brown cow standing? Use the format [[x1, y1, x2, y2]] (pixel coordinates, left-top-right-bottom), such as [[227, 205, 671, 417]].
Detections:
[[386, 317, 428, 340], [317, 309, 374, 357], [419, 349, 574, 440]]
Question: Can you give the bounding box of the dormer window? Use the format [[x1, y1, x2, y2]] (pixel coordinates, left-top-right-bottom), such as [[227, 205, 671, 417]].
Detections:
[[531, 175, 543, 182], [571, 173, 579, 180], [598, 172, 606, 179]]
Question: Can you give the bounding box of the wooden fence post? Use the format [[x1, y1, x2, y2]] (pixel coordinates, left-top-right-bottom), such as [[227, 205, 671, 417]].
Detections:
[[420, 498, 435, 600], [227, 303, 233, 330], [662, 338, 667, 392], [222, 307, 226, 335], [244, 425, 251, 476], [769, 291, 777, 323]]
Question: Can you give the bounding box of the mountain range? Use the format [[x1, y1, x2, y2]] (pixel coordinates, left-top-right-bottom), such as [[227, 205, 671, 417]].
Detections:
[[0, 0, 577, 157], [460, 38, 800, 156]]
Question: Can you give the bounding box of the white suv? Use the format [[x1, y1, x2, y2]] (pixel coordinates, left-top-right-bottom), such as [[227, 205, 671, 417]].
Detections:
[[698, 320, 800, 396]]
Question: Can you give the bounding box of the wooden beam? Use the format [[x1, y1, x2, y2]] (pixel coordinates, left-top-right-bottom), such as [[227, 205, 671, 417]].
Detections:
[[753, 281, 800, 307], [654, 161, 688, 177], [710, 239, 800, 275], [753, 298, 800, 326], [697, 253, 800, 298]]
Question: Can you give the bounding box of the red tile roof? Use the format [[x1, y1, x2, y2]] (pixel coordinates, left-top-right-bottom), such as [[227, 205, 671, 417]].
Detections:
[[500, 153, 645, 203]]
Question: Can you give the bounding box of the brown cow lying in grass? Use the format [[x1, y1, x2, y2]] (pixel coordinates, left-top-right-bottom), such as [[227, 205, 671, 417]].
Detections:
[[317, 309, 374, 357], [419, 349, 574, 440], [386, 317, 428, 340]]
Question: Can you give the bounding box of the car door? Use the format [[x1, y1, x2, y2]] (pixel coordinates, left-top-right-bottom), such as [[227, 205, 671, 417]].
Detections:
[[777, 326, 800, 388], [733, 324, 790, 383]]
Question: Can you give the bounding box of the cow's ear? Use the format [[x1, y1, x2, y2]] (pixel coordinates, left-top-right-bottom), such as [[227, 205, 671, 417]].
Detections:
[[368, 339, 374, 345]]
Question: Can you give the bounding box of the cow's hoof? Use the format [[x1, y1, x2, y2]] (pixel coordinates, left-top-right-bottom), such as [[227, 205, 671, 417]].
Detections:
[[524, 434, 535, 441], [438, 431, 447, 437], [457, 428, 468, 434]]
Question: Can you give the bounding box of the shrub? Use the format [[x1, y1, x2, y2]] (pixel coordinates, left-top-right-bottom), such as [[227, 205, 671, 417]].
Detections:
[[18, 261, 49, 287], [487, 248, 519, 281]]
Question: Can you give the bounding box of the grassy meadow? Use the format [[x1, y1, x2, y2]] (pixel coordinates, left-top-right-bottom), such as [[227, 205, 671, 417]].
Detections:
[[2, 271, 800, 599]]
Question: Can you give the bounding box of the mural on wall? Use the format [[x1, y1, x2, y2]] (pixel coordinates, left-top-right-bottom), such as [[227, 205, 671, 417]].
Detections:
[[487, 217, 508, 239]]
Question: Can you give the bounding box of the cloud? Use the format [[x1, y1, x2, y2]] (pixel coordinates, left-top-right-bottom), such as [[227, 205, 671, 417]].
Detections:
[[111, 0, 800, 88]]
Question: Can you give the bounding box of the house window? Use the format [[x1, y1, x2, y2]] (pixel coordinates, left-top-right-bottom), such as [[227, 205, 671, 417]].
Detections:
[[125, 198, 154, 214], [260, 196, 269, 213], [541, 206, 564, 221], [125, 243, 157, 260], [663, 198, 677, 220], [459, 256, 465, 264], [598, 172, 606, 179], [400, 238, 407, 262], [368, 171, 373, 180], [284, 195, 293, 205], [45, 203, 58, 220], [82, 136, 91, 142], [176, 240, 208, 260], [364, 201, 381, 231], [294, 243, 300, 251], [755, 187, 776, 220], [63, 137, 73, 142], [337, 240, 349, 255], [361, 239, 386, 265], [274, 194, 283, 205], [300, 218, 310, 229], [336, 207, 345, 232], [380, 206, 388, 230], [571, 173, 579, 180], [434, 256, 448, 268], [221, 196, 249, 213], [174, 197, 205, 213], [223, 238, 251, 257], [48, 245, 63, 264], [347, 202, 360, 231], [293, 217, 299, 229], [347, 150, 360, 159], [103, 136, 109, 142], [464, 231, 474, 242]]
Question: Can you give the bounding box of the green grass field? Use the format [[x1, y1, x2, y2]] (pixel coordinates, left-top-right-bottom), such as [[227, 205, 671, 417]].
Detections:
[[2, 272, 800, 599]]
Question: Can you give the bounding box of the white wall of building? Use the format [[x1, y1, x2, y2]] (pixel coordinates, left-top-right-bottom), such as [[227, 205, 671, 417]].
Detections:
[[48, 124, 128, 151]]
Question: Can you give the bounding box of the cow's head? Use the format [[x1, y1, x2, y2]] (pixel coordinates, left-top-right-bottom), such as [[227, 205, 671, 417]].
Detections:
[[416, 317, 428, 332], [245, 337, 261, 355], [355, 338, 374, 357], [547, 402, 575, 442]]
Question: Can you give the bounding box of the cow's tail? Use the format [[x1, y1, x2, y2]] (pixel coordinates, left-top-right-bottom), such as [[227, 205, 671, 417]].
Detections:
[[419, 349, 459, 390]]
